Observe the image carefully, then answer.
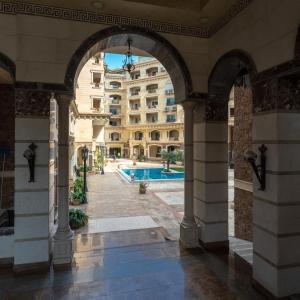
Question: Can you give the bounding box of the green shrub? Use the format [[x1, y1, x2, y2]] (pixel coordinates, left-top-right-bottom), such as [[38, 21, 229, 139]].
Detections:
[[71, 190, 84, 203], [79, 165, 89, 172], [69, 209, 88, 229], [74, 177, 84, 193]]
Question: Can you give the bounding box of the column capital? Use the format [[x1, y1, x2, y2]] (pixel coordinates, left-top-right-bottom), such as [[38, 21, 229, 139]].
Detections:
[[181, 99, 198, 110], [56, 93, 73, 106]]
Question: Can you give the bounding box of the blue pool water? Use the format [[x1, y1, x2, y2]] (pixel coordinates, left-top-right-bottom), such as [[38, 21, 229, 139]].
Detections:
[[120, 168, 184, 181]]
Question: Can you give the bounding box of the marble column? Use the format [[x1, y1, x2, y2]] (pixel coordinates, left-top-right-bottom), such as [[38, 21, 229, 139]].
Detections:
[[180, 100, 199, 248], [53, 94, 74, 266]]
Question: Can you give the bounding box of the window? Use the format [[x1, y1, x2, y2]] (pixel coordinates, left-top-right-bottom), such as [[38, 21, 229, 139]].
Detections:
[[92, 72, 101, 87], [94, 56, 100, 64], [92, 98, 101, 111], [131, 71, 140, 80], [110, 108, 119, 115], [167, 114, 176, 123], [165, 82, 174, 94], [166, 97, 175, 106], [110, 120, 119, 126], [110, 81, 121, 89]]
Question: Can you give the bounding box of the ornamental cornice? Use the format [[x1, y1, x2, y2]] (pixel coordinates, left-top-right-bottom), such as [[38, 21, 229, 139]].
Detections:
[[125, 123, 183, 130], [0, 0, 253, 38]]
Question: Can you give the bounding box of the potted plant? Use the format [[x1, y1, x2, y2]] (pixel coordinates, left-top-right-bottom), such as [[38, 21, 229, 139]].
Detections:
[[139, 181, 149, 194], [94, 148, 105, 174], [70, 190, 84, 205], [69, 208, 88, 229]]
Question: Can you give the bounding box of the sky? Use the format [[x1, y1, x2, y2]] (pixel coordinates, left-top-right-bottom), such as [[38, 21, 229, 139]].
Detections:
[[104, 52, 139, 69]]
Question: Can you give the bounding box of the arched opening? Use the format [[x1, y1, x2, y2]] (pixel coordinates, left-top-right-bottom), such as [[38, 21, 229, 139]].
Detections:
[[148, 145, 162, 158], [110, 132, 121, 141], [134, 131, 143, 140], [197, 49, 256, 259], [169, 130, 179, 141], [150, 130, 160, 141], [109, 81, 122, 89], [0, 52, 15, 251], [133, 144, 144, 157], [58, 25, 192, 265], [167, 145, 180, 152]]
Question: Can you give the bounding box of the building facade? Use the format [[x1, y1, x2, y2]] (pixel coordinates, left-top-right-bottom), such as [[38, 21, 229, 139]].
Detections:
[[73, 55, 184, 166]]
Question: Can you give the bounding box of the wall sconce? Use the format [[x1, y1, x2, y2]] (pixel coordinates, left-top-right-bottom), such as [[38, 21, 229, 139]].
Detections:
[[243, 144, 267, 191]]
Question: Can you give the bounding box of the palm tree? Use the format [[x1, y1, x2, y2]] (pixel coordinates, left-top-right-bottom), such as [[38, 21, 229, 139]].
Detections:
[[161, 150, 176, 172]]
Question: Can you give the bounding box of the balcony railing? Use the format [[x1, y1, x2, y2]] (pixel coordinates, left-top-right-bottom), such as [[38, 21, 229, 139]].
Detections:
[[147, 119, 158, 123], [130, 121, 141, 125], [151, 137, 160, 141], [166, 119, 176, 123], [147, 89, 157, 94], [165, 89, 174, 95], [111, 100, 120, 104], [147, 105, 157, 109], [130, 106, 140, 110], [169, 137, 179, 141], [130, 91, 140, 96], [165, 105, 177, 112]]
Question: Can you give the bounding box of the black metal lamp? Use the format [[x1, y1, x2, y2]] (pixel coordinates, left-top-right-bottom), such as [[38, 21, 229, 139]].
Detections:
[[81, 145, 89, 203], [122, 38, 135, 74], [243, 144, 267, 190]]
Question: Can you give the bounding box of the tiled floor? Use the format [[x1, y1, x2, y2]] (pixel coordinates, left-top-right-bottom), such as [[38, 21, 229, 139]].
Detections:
[[81, 216, 159, 234], [2, 229, 265, 300]]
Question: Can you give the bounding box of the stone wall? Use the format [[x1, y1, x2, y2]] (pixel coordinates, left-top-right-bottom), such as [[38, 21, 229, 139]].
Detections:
[[233, 84, 253, 241], [0, 84, 15, 209]]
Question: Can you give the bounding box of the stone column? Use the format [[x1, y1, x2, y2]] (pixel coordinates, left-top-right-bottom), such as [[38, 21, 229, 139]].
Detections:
[[193, 100, 229, 251], [53, 94, 74, 266], [180, 100, 198, 248], [252, 68, 300, 298], [14, 89, 52, 272]]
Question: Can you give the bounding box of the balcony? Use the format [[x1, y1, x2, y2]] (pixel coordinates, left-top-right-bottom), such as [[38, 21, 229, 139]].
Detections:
[[166, 118, 176, 123], [169, 136, 179, 141], [165, 105, 177, 112], [130, 106, 140, 111], [165, 89, 174, 95], [147, 89, 157, 94]]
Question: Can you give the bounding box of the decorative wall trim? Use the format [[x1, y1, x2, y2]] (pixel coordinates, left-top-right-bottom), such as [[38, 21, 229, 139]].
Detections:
[[252, 59, 300, 114], [0, 0, 253, 38], [15, 89, 51, 116]]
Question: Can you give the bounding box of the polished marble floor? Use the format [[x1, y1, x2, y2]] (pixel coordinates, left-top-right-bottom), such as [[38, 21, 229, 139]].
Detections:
[[1, 228, 265, 300]]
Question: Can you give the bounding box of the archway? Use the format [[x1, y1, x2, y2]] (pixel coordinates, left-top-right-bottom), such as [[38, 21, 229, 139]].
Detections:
[[148, 145, 162, 158], [54, 25, 194, 266], [194, 49, 257, 254], [65, 25, 193, 102]]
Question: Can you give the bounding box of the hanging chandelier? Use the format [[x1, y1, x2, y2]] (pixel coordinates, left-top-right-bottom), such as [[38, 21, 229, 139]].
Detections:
[[122, 38, 135, 74]]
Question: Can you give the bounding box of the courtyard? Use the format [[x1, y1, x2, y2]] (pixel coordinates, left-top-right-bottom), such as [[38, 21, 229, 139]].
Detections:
[[72, 160, 234, 241]]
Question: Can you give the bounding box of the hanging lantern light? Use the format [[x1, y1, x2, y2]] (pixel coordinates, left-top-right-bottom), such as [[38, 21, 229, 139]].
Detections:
[[122, 38, 135, 74]]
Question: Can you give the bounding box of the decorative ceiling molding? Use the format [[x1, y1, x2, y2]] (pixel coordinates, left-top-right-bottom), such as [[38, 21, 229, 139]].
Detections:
[[0, 0, 253, 38]]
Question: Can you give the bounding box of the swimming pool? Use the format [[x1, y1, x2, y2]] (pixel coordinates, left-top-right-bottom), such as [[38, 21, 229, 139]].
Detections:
[[119, 168, 184, 182]]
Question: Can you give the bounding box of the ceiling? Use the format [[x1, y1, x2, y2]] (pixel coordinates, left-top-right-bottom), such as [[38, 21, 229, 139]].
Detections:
[[25, 0, 239, 28]]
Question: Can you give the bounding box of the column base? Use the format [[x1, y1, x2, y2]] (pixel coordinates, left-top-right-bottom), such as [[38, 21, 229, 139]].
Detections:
[[53, 230, 74, 266], [180, 220, 199, 248], [199, 239, 229, 253]]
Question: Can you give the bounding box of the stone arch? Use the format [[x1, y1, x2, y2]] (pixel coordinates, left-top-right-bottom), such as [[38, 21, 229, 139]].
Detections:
[[65, 25, 193, 102], [0, 51, 15, 83], [208, 49, 257, 102]]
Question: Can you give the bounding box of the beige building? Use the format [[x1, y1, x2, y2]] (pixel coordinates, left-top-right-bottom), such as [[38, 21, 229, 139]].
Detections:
[[73, 54, 184, 166]]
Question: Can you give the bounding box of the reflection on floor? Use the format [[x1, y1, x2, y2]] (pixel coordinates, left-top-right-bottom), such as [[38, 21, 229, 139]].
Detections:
[[230, 237, 253, 265], [2, 228, 265, 300]]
